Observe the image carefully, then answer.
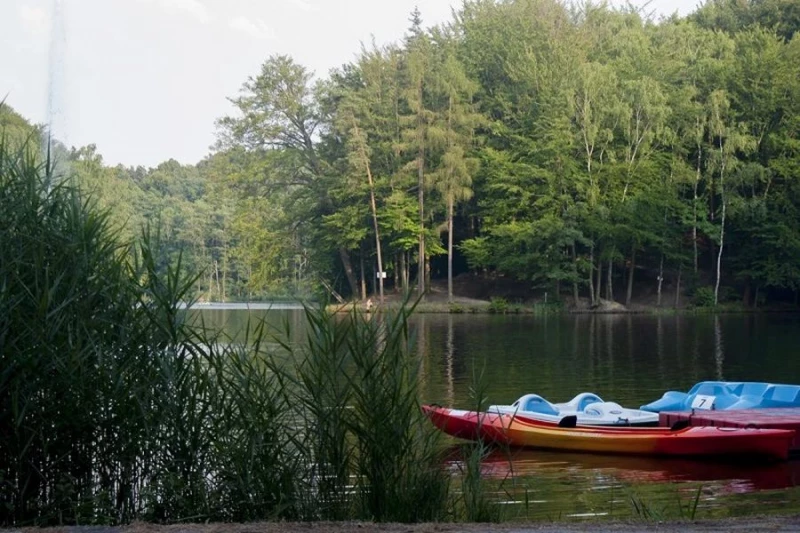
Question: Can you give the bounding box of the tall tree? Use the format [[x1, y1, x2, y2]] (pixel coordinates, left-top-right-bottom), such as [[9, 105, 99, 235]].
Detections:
[[429, 35, 482, 301], [707, 90, 755, 305], [217, 55, 361, 297], [402, 12, 439, 295]]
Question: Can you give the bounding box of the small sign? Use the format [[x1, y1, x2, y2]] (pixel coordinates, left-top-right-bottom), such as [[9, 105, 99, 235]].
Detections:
[[691, 394, 715, 410], [376, 271, 387, 278]]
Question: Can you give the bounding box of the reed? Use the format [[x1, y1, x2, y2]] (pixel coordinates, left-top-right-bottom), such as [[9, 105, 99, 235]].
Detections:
[[266, 303, 452, 522], [625, 483, 706, 522], [343, 306, 450, 522], [0, 133, 453, 525], [456, 365, 503, 523]]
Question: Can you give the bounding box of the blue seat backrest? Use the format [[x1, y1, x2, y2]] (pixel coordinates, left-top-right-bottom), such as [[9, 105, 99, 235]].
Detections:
[[577, 393, 603, 412], [766, 385, 800, 404], [739, 382, 770, 397], [694, 383, 729, 396], [688, 381, 729, 395], [521, 395, 559, 416]]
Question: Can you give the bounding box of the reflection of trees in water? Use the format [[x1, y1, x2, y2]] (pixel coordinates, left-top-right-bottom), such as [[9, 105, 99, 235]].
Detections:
[[657, 315, 664, 377], [207, 311, 798, 410], [439, 444, 800, 521], [445, 314, 455, 407], [416, 313, 427, 390], [715, 316, 725, 380], [473, 446, 800, 491]]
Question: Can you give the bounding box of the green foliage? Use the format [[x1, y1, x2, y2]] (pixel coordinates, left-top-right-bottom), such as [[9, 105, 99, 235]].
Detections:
[[0, 136, 215, 525], [0, 138, 454, 526], [488, 297, 509, 314], [9, 0, 800, 309], [693, 286, 717, 307], [0, 104, 42, 151], [629, 492, 666, 522]]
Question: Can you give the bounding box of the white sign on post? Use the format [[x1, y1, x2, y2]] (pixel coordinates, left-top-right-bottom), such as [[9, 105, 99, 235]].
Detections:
[[691, 394, 716, 410], [376, 272, 387, 278]]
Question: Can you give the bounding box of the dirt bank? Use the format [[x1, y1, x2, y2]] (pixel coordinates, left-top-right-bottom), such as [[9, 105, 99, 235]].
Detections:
[[6, 515, 800, 533]]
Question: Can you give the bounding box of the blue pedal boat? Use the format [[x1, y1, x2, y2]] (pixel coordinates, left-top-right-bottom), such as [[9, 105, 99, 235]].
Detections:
[[640, 381, 800, 413]]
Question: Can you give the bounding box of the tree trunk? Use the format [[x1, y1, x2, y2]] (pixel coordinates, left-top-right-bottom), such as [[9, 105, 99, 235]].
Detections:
[[352, 118, 385, 303], [693, 145, 701, 274], [359, 252, 367, 301], [714, 151, 726, 307], [400, 252, 408, 295], [338, 247, 359, 298], [674, 264, 682, 308], [657, 254, 664, 307], [214, 260, 221, 300], [417, 81, 426, 296], [588, 244, 595, 306], [425, 255, 431, 295], [742, 283, 751, 308], [595, 259, 603, 304], [606, 258, 613, 301], [393, 255, 400, 293], [447, 199, 454, 302], [405, 250, 411, 295], [626, 245, 636, 307], [222, 247, 228, 302], [754, 285, 760, 309], [571, 243, 580, 306]]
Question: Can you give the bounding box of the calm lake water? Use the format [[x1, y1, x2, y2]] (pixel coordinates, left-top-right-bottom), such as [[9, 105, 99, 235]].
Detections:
[[199, 308, 800, 520]]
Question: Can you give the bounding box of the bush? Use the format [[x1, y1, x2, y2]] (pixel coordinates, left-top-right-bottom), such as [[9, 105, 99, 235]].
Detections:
[[693, 286, 716, 307], [488, 297, 509, 314]]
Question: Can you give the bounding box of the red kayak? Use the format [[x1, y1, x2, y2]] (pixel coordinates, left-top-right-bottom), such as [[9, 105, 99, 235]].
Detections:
[[422, 405, 793, 461]]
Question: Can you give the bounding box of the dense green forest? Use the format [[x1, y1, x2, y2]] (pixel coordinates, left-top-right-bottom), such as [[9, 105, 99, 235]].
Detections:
[[5, 0, 799, 307]]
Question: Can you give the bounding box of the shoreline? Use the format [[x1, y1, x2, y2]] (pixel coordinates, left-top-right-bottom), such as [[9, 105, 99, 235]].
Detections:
[[8, 514, 800, 532], [324, 299, 800, 315]]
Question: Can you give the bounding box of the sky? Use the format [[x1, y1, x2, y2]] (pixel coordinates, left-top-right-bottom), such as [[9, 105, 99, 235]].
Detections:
[[2, 0, 701, 168]]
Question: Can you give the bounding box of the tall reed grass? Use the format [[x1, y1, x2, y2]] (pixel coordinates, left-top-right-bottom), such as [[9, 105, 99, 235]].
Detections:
[[0, 128, 452, 526], [267, 304, 451, 522], [457, 365, 503, 522]]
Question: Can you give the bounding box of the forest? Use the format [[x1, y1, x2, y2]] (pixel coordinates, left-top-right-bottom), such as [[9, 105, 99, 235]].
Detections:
[[4, 0, 799, 307]]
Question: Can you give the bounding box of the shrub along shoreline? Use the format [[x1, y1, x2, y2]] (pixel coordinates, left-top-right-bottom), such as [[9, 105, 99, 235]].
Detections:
[[327, 298, 798, 315]]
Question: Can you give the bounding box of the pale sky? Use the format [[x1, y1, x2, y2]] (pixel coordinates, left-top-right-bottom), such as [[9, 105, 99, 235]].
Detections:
[[2, 0, 700, 167]]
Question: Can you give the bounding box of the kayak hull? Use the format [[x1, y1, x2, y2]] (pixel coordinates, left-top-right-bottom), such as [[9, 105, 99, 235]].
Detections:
[[422, 406, 792, 461]]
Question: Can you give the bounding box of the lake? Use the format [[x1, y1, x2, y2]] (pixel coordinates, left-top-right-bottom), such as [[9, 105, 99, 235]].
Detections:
[[198, 308, 800, 521]]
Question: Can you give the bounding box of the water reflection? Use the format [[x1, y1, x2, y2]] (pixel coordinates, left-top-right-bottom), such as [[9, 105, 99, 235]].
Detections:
[[714, 315, 725, 380], [196, 309, 800, 409], [197, 309, 800, 516], [445, 314, 455, 407], [476, 448, 800, 492], [442, 446, 800, 519], [418, 314, 800, 409]]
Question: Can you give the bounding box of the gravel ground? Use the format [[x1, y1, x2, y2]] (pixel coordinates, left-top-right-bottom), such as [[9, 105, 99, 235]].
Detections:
[[5, 516, 800, 533]]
